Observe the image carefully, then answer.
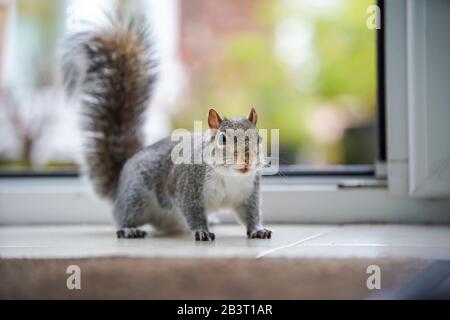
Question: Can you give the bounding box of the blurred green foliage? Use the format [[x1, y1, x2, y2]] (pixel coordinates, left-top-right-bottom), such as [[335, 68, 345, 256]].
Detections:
[[173, 0, 376, 165], [2, 0, 376, 169]]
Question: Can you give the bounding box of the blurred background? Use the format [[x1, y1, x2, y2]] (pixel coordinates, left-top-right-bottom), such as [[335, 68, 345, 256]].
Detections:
[[0, 0, 376, 172]]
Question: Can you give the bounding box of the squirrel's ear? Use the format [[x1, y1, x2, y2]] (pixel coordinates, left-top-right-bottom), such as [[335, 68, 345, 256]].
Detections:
[[208, 108, 222, 129], [248, 107, 258, 126]]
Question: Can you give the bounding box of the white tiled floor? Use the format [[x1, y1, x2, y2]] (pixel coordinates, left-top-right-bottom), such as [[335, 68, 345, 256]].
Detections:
[[0, 224, 450, 260]]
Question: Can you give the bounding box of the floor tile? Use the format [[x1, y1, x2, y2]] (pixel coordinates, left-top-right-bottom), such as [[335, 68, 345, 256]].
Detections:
[[261, 225, 450, 260], [0, 224, 334, 259]]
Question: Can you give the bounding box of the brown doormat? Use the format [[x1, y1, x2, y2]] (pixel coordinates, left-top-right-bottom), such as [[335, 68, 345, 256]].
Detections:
[[0, 257, 430, 299]]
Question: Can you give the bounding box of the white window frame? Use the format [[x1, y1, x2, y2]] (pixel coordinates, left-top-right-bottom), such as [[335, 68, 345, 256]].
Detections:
[[1, 0, 450, 225], [387, 0, 450, 198]]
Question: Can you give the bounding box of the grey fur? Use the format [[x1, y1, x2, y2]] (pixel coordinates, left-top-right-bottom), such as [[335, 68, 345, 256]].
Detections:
[[64, 15, 271, 241], [112, 133, 270, 240]]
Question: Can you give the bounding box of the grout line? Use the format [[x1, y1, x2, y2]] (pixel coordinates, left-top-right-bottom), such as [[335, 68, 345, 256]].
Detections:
[[291, 243, 450, 248], [255, 229, 334, 259]]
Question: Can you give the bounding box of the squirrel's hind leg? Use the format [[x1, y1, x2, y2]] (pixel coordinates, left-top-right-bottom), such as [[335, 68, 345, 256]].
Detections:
[[116, 228, 147, 239], [113, 184, 150, 239]]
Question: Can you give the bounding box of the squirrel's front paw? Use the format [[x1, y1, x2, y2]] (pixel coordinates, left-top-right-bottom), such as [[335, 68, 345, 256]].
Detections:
[[194, 230, 216, 241], [247, 227, 272, 239]]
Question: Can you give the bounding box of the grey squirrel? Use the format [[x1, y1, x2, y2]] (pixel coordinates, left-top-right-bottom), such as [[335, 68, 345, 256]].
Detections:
[[62, 15, 272, 241]]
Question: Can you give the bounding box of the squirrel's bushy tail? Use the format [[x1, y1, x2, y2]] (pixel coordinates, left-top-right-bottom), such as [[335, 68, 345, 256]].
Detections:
[[63, 15, 157, 199]]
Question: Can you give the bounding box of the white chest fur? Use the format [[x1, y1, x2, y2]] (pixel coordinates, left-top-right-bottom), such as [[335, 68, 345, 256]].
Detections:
[[204, 171, 256, 212]]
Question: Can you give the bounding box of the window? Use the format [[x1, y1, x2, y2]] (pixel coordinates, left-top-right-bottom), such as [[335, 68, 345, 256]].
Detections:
[[1, 0, 449, 225], [0, 0, 378, 176]]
